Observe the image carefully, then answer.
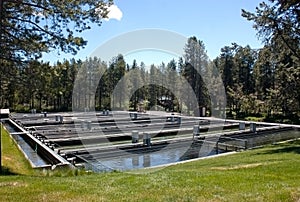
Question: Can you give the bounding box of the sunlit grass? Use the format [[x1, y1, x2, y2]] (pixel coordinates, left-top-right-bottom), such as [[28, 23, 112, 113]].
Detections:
[[1, 127, 36, 175]]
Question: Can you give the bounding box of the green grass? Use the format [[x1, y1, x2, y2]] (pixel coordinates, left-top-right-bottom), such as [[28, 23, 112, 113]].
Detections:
[[1, 126, 300, 201], [1, 127, 36, 175], [245, 116, 265, 122]]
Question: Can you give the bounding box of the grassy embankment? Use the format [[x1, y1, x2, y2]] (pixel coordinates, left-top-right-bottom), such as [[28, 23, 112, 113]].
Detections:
[[1, 126, 300, 201]]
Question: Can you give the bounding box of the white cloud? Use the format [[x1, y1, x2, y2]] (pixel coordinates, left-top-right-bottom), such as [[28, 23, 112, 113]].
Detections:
[[106, 5, 123, 21]]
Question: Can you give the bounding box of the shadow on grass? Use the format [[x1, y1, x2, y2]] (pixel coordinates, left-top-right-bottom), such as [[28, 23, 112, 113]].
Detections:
[[0, 166, 18, 176], [264, 146, 300, 154], [258, 140, 300, 155]]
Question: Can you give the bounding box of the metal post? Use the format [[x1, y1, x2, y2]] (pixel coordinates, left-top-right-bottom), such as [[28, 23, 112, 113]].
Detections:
[[193, 125, 199, 140], [132, 130, 139, 143], [239, 122, 245, 130]]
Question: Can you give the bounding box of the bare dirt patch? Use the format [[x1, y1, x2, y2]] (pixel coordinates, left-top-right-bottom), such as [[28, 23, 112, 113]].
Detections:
[[210, 161, 280, 171], [3, 156, 13, 161], [0, 182, 27, 187], [291, 188, 300, 202]]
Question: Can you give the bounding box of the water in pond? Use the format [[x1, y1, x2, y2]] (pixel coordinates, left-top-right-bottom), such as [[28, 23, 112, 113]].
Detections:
[[82, 141, 224, 172]]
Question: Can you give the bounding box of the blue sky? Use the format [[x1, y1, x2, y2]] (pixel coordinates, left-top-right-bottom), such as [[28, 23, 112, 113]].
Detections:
[[43, 0, 264, 66]]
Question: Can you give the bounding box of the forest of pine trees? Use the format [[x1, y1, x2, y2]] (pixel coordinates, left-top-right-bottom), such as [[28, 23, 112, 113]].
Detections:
[[0, 34, 299, 123]]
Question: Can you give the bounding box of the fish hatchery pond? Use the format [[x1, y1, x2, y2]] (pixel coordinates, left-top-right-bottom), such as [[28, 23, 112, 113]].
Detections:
[[3, 111, 300, 172]]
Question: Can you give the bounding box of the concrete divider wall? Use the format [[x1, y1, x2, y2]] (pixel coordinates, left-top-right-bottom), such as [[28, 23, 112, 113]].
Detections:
[[8, 119, 71, 168]]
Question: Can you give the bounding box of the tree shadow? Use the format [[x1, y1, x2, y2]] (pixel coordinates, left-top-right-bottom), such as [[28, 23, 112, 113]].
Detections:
[[259, 140, 300, 155], [264, 146, 300, 154], [0, 166, 18, 176]]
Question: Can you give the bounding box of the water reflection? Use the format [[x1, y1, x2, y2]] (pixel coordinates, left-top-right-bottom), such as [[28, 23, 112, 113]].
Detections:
[[84, 142, 223, 172], [143, 154, 150, 168]]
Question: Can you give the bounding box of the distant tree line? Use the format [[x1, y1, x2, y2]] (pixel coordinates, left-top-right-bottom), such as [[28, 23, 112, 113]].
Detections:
[[0, 34, 299, 122]]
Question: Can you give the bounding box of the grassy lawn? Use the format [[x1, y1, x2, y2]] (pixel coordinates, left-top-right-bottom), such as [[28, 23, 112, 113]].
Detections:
[[1, 126, 300, 201], [1, 126, 36, 176]]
